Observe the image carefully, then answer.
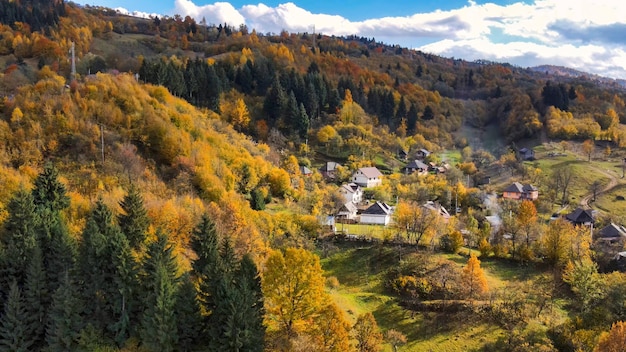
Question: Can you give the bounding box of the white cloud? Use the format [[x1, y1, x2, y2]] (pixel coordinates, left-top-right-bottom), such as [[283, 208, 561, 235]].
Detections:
[[113, 7, 159, 19], [173, 0, 245, 26], [115, 0, 626, 79], [240, 2, 355, 35]]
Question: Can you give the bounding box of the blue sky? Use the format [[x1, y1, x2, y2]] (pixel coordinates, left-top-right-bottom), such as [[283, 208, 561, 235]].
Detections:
[[77, 0, 487, 20], [72, 0, 626, 79]]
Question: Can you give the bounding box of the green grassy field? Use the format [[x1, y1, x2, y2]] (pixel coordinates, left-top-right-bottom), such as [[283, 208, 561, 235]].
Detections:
[[336, 223, 395, 240], [518, 144, 626, 216], [320, 244, 563, 351]]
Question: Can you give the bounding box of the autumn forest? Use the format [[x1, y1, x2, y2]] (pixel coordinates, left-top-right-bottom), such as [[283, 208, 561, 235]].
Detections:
[[3, 0, 626, 351]]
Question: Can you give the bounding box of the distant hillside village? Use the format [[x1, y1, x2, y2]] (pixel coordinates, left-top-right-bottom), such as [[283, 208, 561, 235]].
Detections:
[[321, 148, 454, 231]]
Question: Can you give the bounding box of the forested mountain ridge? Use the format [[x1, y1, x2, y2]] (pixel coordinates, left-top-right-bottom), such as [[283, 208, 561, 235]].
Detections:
[[3, 1, 626, 351], [2, 1, 626, 149]]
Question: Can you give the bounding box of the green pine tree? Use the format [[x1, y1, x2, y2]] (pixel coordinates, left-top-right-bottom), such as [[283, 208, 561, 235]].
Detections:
[[140, 232, 179, 352], [0, 281, 32, 352], [190, 215, 220, 342], [143, 230, 179, 291], [222, 254, 265, 352], [108, 230, 138, 346], [1, 188, 39, 289], [40, 211, 75, 297], [250, 188, 266, 210], [118, 184, 149, 250], [296, 103, 310, 139], [23, 244, 48, 350], [32, 163, 70, 213], [45, 274, 83, 352], [175, 273, 202, 352], [77, 199, 124, 335]]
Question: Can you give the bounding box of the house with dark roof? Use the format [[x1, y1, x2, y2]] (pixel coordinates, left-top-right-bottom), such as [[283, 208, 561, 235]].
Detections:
[[565, 207, 595, 226], [339, 183, 363, 204], [319, 161, 341, 179], [352, 167, 383, 188], [402, 160, 429, 175], [398, 149, 409, 161], [519, 148, 536, 161], [595, 223, 626, 244], [502, 182, 539, 201], [416, 149, 431, 159], [360, 201, 393, 225]]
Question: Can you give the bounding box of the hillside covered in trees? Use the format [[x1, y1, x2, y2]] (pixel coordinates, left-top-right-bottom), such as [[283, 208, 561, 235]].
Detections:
[[4, 1, 626, 351]]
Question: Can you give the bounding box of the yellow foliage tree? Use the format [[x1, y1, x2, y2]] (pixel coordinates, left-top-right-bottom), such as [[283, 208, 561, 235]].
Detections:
[[353, 312, 383, 352], [461, 253, 489, 301], [263, 248, 326, 339], [582, 139, 594, 161], [541, 218, 576, 267], [393, 200, 441, 246], [311, 303, 353, 352]]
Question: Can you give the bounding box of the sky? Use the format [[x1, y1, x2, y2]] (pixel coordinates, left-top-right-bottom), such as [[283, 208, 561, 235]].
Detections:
[[72, 0, 626, 80]]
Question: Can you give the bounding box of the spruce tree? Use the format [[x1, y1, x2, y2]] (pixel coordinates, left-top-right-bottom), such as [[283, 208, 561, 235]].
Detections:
[[0, 281, 32, 352], [263, 77, 286, 126], [45, 274, 82, 352], [32, 163, 70, 213], [230, 254, 265, 352], [0, 188, 39, 290], [143, 230, 179, 290], [175, 273, 202, 352], [77, 199, 124, 335], [296, 103, 310, 139], [108, 230, 137, 346], [140, 232, 179, 352], [190, 215, 220, 343], [40, 210, 75, 297], [207, 237, 237, 350], [23, 244, 48, 350], [250, 188, 266, 210], [118, 184, 149, 250]]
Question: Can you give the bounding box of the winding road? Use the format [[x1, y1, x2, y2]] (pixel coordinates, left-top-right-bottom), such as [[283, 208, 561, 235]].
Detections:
[[579, 166, 622, 209]]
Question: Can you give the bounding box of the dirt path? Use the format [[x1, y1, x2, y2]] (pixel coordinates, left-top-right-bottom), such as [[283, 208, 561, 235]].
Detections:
[[580, 166, 621, 208]]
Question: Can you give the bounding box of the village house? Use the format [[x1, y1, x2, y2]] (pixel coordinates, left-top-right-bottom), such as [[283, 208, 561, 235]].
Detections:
[[319, 161, 341, 179], [299, 165, 312, 176], [565, 207, 595, 227], [518, 147, 536, 161], [339, 183, 363, 204], [360, 201, 393, 225], [422, 201, 451, 222], [397, 149, 409, 161], [336, 202, 359, 223], [402, 160, 429, 175], [430, 162, 451, 174], [416, 148, 431, 160], [595, 223, 626, 245], [352, 167, 383, 188], [502, 182, 539, 201]]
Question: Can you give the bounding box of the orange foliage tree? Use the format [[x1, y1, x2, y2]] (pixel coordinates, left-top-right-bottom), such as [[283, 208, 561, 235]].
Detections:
[[595, 321, 626, 352], [461, 253, 489, 301]]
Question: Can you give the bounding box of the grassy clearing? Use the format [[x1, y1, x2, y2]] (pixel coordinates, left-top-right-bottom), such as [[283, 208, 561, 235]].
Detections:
[[336, 223, 395, 239], [527, 149, 626, 210], [441, 150, 462, 165], [321, 244, 515, 351], [594, 183, 626, 214]]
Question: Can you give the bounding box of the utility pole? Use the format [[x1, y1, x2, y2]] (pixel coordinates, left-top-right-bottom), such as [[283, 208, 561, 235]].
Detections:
[[100, 124, 105, 164], [70, 41, 76, 81]]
